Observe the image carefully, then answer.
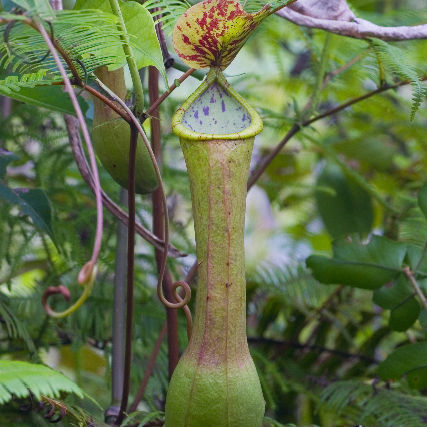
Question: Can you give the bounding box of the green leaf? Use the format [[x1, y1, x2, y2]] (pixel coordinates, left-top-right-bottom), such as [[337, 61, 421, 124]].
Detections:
[[0, 149, 19, 180], [407, 366, 427, 390], [0, 360, 84, 403], [388, 296, 420, 332], [378, 341, 427, 387], [370, 38, 426, 120], [0, 86, 89, 116], [373, 276, 414, 310], [0, 184, 56, 244], [74, 0, 167, 85], [10, 0, 54, 15], [418, 181, 427, 221], [0, 11, 128, 82], [306, 235, 407, 290], [315, 162, 374, 238], [330, 135, 396, 172]]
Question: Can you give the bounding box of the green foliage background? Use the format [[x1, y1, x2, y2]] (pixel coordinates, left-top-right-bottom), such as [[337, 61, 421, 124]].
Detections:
[[1, 0, 427, 426]]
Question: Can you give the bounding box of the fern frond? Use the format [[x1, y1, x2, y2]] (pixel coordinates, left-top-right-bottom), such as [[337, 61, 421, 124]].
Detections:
[[0, 70, 62, 94], [0, 300, 36, 355], [317, 379, 372, 418], [0, 10, 127, 82], [0, 360, 84, 404], [244, 0, 295, 13], [251, 262, 334, 308], [318, 379, 427, 427], [144, 0, 190, 31], [370, 38, 426, 120]]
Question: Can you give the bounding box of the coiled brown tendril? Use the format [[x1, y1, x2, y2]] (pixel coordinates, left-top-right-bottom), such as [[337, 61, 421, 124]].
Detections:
[[162, 280, 192, 341], [42, 263, 97, 319], [17, 392, 66, 423], [38, 396, 67, 423]]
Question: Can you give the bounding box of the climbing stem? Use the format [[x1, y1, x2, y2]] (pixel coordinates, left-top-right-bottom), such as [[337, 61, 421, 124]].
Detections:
[[117, 124, 138, 425], [108, 0, 145, 116], [403, 266, 427, 312], [149, 65, 180, 376]]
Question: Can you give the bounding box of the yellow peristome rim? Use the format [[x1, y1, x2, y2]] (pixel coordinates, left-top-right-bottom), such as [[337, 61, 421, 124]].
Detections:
[[171, 68, 263, 141]]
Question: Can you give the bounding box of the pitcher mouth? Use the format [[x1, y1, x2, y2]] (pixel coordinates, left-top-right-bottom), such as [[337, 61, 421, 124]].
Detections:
[[171, 68, 263, 141]]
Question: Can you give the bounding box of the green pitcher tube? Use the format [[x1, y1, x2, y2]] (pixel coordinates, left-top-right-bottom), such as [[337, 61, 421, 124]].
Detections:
[[165, 68, 265, 427]]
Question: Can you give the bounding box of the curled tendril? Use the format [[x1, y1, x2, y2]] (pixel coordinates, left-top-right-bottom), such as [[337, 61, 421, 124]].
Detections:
[[4, 19, 54, 64], [40, 396, 67, 423], [74, 58, 88, 97], [42, 263, 97, 318], [159, 261, 200, 340], [18, 393, 66, 423]]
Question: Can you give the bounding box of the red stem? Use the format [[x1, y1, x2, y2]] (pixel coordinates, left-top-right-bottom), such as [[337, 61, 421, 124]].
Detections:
[[149, 65, 180, 377], [117, 124, 138, 424]]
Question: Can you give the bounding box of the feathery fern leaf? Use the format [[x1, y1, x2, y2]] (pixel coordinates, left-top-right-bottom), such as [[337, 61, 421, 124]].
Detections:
[[317, 379, 372, 418], [0, 71, 62, 94], [364, 390, 427, 427], [251, 262, 334, 308], [370, 38, 426, 120], [318, 379, 427, 427], [0, 10, 127, 84], [0, 360, 85, 404], [241, 0, 295, 14], [144, 0, 190, 31], [0, 300, 36, 355]]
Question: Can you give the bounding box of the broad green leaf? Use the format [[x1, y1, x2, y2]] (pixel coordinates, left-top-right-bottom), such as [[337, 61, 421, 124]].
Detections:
[[306, 256, 398, 290], [418, 181, 427, 221], [9, 0, 54, 15], [0, 149, 19, 180], [306, 235, 407, 290], [419, 308, 427, 329], [315, 162, 374, 238], [173, 0, 271, 70], [0, 86, 89, 116], [0, 360, 84, 403], [330, 136, 396, 172], [407, 366, 427, 390], [0, 184, 56, 244], [388, 296, 420, 332], [405, 244, 427, 275], [373, 276, 414, 310], [0, 0, 18, 11], [378, 341, 427, 387], [74, 0, 167, 85]]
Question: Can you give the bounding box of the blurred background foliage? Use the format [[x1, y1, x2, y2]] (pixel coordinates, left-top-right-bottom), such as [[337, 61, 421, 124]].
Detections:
[[1, 0, 427, 426]]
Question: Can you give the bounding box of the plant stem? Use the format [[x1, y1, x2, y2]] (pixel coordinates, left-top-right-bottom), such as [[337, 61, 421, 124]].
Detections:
[[149, 65, 180, 376], [144, 67, 196, 120], [111, 189, 128, 407], [128, 322, 167, 413], [108, 0, 145, 117], [117, 124, 138, 425], [83, 84, 131, 122], [403, 266, 427, 312], [171, 56, 205, 81], [37, 21, 102, 282]]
